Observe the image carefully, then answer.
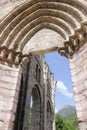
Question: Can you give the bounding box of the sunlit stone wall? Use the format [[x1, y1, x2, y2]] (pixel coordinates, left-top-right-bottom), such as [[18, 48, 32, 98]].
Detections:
[[70, 42, 87, 130], [0, 64, 22, 130], [0, 0, 27, 21]]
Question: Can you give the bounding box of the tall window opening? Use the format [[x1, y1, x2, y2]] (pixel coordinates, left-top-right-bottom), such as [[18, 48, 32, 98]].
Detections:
[[28, 85, 41, 130]]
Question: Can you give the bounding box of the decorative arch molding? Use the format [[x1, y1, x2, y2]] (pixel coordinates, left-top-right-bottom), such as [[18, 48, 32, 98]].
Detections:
[[0, 0, 87, 66]]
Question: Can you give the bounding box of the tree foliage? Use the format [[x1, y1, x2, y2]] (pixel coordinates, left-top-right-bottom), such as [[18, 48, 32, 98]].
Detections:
[[55, 114, 78, 130]]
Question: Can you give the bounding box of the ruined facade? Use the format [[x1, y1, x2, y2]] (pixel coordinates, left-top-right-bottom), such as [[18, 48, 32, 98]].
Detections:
[[13, 55, 56, 130], [0, 0, 87, 130]]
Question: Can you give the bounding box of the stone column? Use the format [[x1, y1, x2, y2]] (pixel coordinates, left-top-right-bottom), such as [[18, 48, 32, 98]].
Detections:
[[69, 42, 87, 130], [0, 63, 22, 130]]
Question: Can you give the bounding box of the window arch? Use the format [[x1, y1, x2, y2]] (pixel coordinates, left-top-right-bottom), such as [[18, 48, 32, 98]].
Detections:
[[28, 85, 41, 130]]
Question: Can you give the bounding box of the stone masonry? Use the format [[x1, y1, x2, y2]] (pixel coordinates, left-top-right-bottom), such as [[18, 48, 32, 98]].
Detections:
[[13, 55, 56, 130], [70, 42, 87, 130], [0, 64, 22, 130], [0, 0, 87, 130]]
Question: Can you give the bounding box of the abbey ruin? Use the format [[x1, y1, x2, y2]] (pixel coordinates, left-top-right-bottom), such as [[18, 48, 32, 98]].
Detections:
[[13, 55, 56, 130], [0, 0, 87, 130]]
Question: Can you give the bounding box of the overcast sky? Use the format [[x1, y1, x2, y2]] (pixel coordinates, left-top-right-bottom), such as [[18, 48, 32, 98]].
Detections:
[[45, 52, 75, 112]]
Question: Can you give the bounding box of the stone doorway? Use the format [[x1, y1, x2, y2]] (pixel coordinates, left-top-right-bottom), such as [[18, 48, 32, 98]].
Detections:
[[0, 1, 87, 130]]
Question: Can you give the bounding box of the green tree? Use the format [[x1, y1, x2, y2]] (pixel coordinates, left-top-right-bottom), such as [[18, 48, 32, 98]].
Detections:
[[55, 114, 77, 130], [55, 115, 67, 130]]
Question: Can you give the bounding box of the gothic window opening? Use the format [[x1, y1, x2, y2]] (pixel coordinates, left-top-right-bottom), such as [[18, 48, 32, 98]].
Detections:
[[28, 85, 41, 130]]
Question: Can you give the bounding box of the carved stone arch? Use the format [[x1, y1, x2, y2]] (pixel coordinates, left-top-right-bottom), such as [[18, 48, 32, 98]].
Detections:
[[0, 1, 87, 130], [0, 0, 87, 66]]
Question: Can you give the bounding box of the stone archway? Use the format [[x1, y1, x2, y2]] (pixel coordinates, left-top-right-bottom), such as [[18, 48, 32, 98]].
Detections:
[[0, 1, 87, 130], [0, 0, 87, 65]]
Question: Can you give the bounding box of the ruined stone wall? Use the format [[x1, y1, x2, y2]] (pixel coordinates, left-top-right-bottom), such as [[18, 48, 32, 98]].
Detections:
[[69, 42, 87, 130], [22, 55, 56, 130], [23, 55, 44, 130]]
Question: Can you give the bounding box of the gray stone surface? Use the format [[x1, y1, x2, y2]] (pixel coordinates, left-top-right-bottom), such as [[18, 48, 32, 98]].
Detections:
[[22, 55, 56, 130]]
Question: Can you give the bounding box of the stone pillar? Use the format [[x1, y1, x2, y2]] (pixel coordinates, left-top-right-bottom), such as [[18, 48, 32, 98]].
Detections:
[[69, 43, 87, 130], [0, 63, 22, 130]]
